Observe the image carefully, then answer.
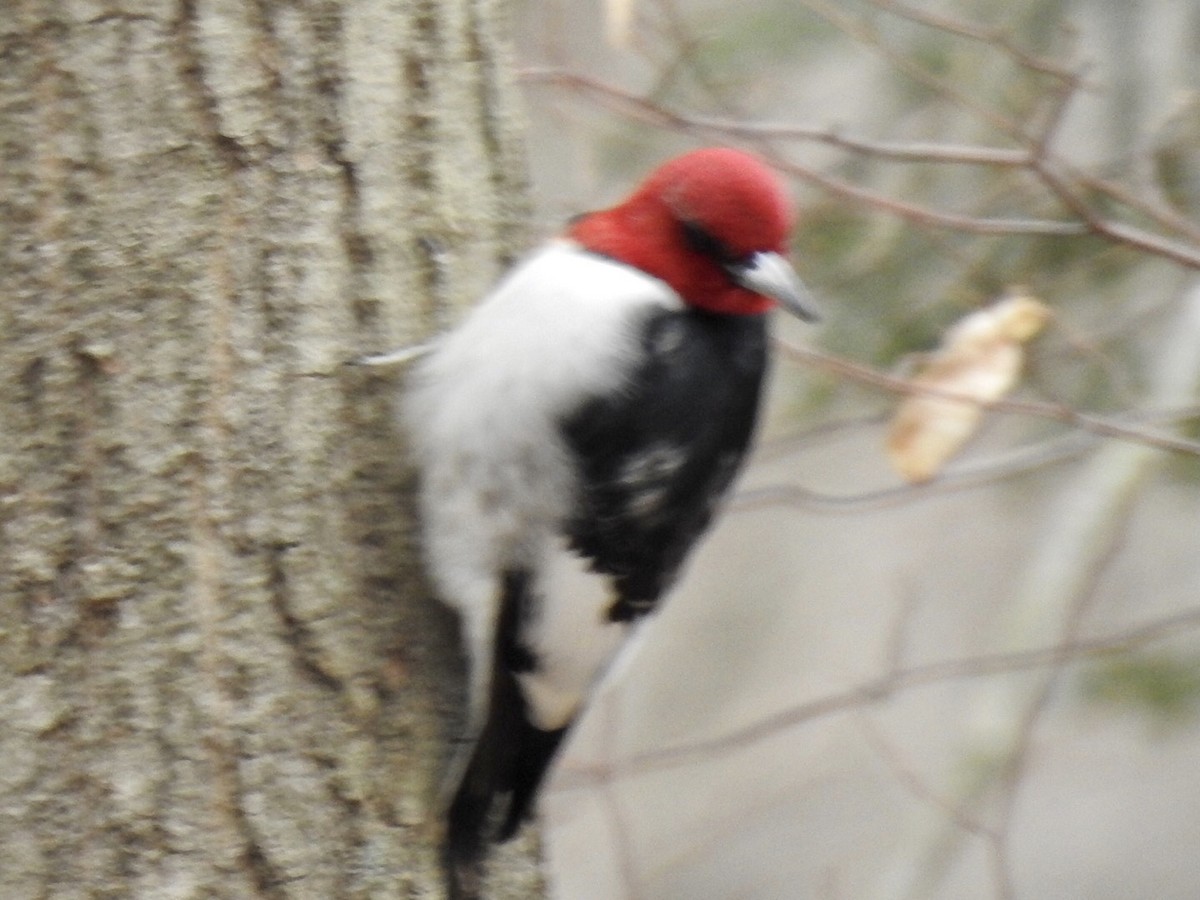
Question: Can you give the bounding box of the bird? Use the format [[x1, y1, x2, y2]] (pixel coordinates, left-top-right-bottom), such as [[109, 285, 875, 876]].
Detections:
[[401, 146, 819, 898]]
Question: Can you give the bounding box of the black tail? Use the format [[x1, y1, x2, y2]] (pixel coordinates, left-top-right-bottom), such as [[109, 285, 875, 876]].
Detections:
[[442, 571, 569, 900]]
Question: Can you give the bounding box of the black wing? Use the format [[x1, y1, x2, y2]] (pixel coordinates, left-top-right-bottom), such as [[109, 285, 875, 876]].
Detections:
[[561, 307, 768, 621]]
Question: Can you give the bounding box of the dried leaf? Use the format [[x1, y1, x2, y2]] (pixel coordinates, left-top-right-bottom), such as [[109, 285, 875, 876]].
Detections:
[[886, 292, 1050, 483]]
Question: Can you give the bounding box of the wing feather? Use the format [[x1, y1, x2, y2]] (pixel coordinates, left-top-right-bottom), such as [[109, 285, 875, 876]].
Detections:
[[561, 308, 768, 621]]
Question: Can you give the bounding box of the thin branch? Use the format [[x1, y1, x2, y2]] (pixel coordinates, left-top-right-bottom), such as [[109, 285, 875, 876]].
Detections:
[[1028, 53, 1085, 159], [859, 718, 995, 840], [522, 68, 1200, 265], [550, 604, 1200, 786], [798, 0, 1027, 141], [734, 431, 1093, 515], [1033, 159, 1200, 268], [769, 155, 1085, 236], [779, 342, 1200, 457], [524, 48, 1200, 268], [755, 411, 891, 463], [1080, 172, 1200, 246], [711, 124, 1029, 168], [865, 0, 1085, 84], [742, 401, 1200, 515], [521, 69, 1029, 166], [521, 68, 1088, 237]]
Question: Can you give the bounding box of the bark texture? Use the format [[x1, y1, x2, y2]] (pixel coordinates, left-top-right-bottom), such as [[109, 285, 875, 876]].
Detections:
[[0, 0, 535, 896]]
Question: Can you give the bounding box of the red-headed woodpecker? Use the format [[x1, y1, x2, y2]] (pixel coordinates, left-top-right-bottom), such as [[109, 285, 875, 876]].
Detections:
[[402, 147, 818, 898]]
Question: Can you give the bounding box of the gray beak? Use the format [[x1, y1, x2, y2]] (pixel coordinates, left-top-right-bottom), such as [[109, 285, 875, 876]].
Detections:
[[728, 251, 821, 322]]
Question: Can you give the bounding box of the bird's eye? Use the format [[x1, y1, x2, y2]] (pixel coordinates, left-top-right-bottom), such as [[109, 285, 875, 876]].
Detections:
[[680, 220, 743, 266]]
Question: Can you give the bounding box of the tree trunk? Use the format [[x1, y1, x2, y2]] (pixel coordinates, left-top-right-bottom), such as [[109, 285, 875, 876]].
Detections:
[[0, 1, 537, 896]]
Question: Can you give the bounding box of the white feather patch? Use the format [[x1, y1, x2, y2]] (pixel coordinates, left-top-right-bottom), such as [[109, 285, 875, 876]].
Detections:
[[403, 240, 682, 724], [518, 536, 631, 730]]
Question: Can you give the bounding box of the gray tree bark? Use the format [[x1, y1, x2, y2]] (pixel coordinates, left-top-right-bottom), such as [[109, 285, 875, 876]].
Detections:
[[0, 1, 538, 896]]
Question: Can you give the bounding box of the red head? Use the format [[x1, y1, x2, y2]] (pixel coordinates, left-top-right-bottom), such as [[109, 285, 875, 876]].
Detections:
[[568, 147, 818, 319]]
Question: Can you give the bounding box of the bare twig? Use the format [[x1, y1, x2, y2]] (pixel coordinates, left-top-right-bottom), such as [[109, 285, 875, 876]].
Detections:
[[1032, 159, 1200, 267], [866, 0, 1085, 84], [550, 603, 1200, 787], [522, 69, 1029, 165], [798, 0, 1027, 140], [1028, 52, 1085, 159], [768, 156, 1085, 236], [859, 718, 994, 840], [1080, 173, 1200, 246], [521, 68, 1089, 237], [756, 411, 892, 463], [778, 342, 1200, 457], [734, 430, 1094, 514], [520, 68, 1200, 267], [738, 402, 1200, 515]]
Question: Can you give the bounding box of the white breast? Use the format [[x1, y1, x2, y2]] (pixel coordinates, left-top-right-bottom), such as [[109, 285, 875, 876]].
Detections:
[[403, 241, 682, 722]]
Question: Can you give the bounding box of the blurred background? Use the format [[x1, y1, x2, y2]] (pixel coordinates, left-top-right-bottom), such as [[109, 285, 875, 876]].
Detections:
[[501, 1, 1200, 898]]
